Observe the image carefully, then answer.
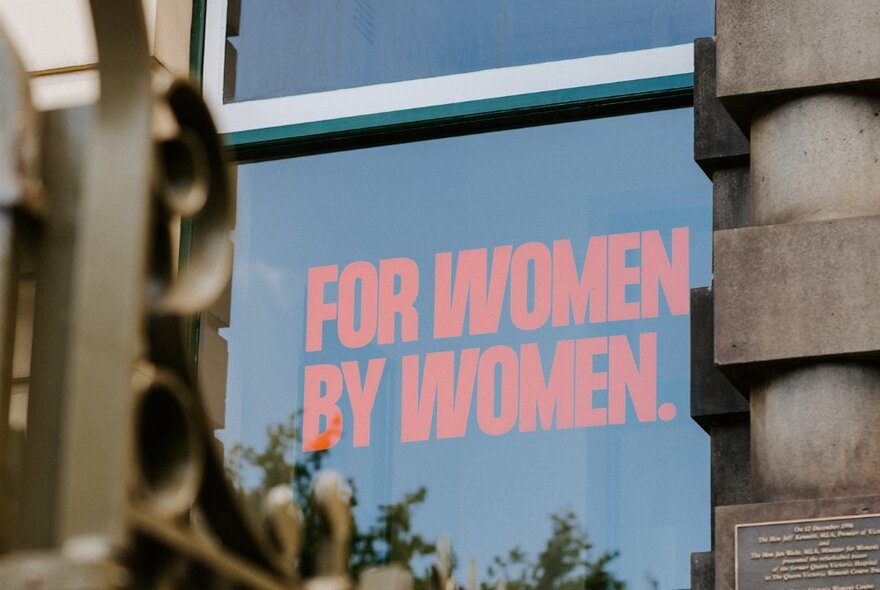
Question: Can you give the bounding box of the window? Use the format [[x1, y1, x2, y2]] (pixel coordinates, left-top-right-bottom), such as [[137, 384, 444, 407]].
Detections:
[[195, 2, 714, 587], [220, 109, 709, 587]]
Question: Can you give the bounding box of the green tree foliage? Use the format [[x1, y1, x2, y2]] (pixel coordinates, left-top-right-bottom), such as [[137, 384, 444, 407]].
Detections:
[[350, 485, 436, 575], [226, 413, 626, 589], [225, 412, 435, 581], [485, 511, 624, 590]]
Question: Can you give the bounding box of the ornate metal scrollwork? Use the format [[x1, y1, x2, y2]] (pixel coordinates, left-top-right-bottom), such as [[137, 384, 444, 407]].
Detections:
[[0, 3, 502, 588], [0, 3, 436, 589]]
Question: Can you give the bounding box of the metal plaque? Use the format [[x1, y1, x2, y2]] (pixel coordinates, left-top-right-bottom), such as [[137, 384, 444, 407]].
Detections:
[[737, 514, 880, 589]]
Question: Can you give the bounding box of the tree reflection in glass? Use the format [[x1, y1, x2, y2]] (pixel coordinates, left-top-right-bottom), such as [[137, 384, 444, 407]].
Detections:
[[225, 412, 628, 589]]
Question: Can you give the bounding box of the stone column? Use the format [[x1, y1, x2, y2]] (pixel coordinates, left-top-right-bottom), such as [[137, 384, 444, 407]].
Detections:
[[697, 2, 880, 587], [689, 37, 751, 590], [749, 92, 880, 502]]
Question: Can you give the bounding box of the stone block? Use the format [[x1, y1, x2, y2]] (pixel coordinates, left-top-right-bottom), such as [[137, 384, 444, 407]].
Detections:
[[198, 313, 228, 430], [226, 0, 241, 37], [712, 166, 749, 232], [716, 0, 880, 124], [714, 215, 880, 371], [715, 495, 880, 590], [691, 288, 748, 433], [224, 40, 238, 102], [750, 362, 880, 503], [693, 38, 749, 177], [710, 422, 751, 520], [154, 0, 193, 78], [749, 93, 880, 227], [207, 267, 232, 326], [690, 551, 714, 590]]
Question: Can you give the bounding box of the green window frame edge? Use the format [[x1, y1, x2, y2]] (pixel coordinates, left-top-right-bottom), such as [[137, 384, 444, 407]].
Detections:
[[225, 73, 694, 161], [179, 0, 207, 367]]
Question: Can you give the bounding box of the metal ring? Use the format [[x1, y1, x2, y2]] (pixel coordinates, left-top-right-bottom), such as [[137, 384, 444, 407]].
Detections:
[[152, 77, 233, 316], [131, 365, 205, 519]]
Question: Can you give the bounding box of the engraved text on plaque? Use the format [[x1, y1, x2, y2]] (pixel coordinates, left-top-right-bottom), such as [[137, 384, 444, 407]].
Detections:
[[737, 514, 880, 589]]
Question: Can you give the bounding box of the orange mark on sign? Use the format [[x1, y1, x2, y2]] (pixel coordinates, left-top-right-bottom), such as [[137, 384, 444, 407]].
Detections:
[[305, 412, 343, 452]]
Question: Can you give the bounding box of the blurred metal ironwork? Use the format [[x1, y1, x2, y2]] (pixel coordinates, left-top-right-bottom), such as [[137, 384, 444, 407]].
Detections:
[[0, 3, 490, 589], [0, 1, 297, 587]]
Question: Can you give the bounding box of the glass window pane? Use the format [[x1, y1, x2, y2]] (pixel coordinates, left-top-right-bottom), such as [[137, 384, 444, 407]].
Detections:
[[220, 108, 710, 588], [226, 0, 714, 101]]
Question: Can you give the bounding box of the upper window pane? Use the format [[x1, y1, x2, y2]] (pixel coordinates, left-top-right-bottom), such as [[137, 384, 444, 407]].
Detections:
[[225, 0, 714, 102]]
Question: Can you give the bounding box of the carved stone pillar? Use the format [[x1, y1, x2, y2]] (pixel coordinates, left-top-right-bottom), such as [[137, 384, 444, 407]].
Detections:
[[695, 2, 880, 588]]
